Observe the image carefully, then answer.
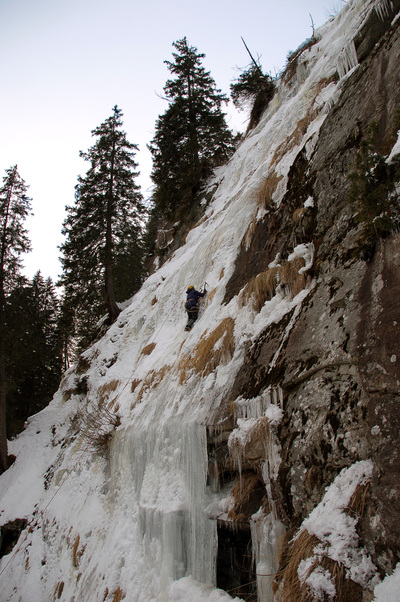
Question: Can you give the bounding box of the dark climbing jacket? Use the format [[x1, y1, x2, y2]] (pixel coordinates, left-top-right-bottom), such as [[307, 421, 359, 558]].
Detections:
[[185, 288, 206, 311]]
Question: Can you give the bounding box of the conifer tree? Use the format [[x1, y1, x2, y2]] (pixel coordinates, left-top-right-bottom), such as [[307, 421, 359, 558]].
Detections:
[[149, 37, 236, 217], [60, 106, 145, 350], [5, 273, 63, 437], [0, 165, 32, 473], [230, 62, 275, 130]]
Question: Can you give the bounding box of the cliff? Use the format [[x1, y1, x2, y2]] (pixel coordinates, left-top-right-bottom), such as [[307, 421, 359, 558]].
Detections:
[[1, 1, 400, 600]]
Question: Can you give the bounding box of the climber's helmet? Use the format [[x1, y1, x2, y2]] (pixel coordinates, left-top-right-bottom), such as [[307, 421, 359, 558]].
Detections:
[[187, 285, 194, 290]]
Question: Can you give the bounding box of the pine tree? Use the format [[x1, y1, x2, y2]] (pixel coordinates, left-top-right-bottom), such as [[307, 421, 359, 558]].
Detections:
[[230, 63, 275, 130], [149, 37, 236, 217], [0, 165, 32, 473], [4, 273, 63, 437], [60, 106, 145, 349], [230, 64, 274, 111]]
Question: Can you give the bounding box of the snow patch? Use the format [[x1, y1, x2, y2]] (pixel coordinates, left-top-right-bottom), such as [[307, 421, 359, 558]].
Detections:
[[300, 461, 379, 590], [374, 563, 400, 601], [288, 242, 314, 273], [387, 130, 400, 163], [298, 561, 336, 600]]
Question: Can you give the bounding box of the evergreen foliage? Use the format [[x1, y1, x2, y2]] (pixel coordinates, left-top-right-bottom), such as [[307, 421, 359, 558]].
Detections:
[[230, 64, 274, 109], [60, 106, 145, 351], [230, 65, 275, 129], [149, 37, 236, 218], [4, 273, 63, 437], [0, 166, 32, 293], [0, 165, 32, 472]]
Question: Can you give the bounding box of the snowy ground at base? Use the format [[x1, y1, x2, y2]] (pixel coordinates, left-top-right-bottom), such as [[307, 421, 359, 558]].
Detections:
[[167, 577, 242, 601], [1, 1, 397, 600]]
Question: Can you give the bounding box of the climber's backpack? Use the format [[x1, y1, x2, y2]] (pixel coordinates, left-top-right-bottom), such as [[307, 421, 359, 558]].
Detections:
[[185, 298, 198, 312]]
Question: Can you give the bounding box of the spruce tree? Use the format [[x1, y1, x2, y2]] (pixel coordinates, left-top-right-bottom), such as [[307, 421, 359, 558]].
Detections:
[[4, 273, 63, 437], [0, 165, 32, 473], [60, 106, 145, 350], [230, 64, 275, 130], [149, 37, 236, 217]]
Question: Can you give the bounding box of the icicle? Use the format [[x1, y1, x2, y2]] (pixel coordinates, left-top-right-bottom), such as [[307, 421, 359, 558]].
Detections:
[[110, 419, 217, 592], [337, 40, 359, 79], [250, 425, 285, 601], [278, 386, 283, 410], [251, 512, 286, 602], [375, 0, 393, 20], [233, 388, 283, 421]]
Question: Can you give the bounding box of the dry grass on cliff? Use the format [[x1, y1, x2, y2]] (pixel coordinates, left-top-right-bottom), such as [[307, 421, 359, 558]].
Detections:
[[228, 472, 263, 523], [98, 379, 119, 400], [257, 172, 283, 209], [239, 257, 307, 312], [270, 106, 319, 170], [139, 342, 156, 357], [239, 268, 279, 312], [346, 482, 370, 520], [72, 534, 85, 569], [273, 529, 321, 601], [274, 480, 369, 602], [279, 257, 307, 298], [78, 402, 121, 458], [241, 173, 283, 253], [55, 582, 65, 599], [112, 587, 125, 602], [179, 317, 235, 383], [130, 378, 141, 394], [293, 207, 306, 223], [97, 379, 121, 411], [274, 476, 369, 602], [132, 364, 171, 407], [274, 528, 363, 601], [206, 287, 217, 303]]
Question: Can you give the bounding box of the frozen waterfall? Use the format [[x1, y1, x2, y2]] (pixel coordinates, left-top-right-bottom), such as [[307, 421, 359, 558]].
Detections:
[[110, 419, 217, 593]]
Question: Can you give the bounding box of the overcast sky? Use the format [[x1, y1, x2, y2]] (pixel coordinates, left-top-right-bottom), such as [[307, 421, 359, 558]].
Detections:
[[0, 0, 337, 282]]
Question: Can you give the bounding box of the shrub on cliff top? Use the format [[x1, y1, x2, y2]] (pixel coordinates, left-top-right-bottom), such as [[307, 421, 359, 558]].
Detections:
[[231, 65, 275, 130]]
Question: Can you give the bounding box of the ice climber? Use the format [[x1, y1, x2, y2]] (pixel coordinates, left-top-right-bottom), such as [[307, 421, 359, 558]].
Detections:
[[184, 285, 206, 331]]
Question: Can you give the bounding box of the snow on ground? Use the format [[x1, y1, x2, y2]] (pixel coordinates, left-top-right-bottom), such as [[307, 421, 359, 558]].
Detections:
[[0, 1, 389, 600]]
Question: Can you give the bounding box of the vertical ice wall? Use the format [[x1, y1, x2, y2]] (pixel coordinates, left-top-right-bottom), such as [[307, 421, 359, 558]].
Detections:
[[229, 391, 286, 601], [110, 418, 217, 593]]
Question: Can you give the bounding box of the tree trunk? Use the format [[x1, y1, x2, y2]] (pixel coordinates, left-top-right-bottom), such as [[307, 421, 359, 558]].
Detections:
[[0, 167, 16, 473], [187, 71, 201, 195], [0, 301, 7, 474], [104, 121, 121, 324], [104, 260, 120, 323]]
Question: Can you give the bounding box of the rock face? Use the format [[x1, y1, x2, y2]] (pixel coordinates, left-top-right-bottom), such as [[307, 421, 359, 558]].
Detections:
[[1, 1, 400, 601], [219, 2, 400, 597]]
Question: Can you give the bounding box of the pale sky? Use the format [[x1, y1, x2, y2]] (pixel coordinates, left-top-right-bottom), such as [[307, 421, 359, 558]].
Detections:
[[0, 0, 336, 282]]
